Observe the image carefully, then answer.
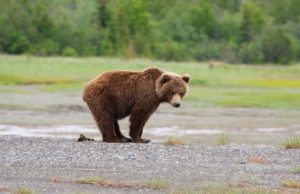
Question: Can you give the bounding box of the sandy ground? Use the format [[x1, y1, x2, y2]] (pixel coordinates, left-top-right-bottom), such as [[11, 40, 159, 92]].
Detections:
[[0, 136, 299, 193]]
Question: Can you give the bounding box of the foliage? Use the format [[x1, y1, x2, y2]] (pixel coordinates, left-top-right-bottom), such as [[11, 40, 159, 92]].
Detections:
[[62, 46, 78, 57], [1, 31, 30, 54], [0, 0, 300, 63], [260, 26, 296, 64]]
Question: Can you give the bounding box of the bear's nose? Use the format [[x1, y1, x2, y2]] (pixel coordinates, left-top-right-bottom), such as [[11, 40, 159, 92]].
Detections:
[[173, 103, 180, 108]]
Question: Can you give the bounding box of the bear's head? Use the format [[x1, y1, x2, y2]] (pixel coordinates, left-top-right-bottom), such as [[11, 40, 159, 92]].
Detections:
[[156, 72, 190, 108]]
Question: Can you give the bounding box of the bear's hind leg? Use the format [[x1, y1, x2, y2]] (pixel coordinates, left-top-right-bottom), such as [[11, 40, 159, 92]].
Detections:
[[114, 121, 132, 143], [94, 113, 121, 143], [85, 97, 121, 142]]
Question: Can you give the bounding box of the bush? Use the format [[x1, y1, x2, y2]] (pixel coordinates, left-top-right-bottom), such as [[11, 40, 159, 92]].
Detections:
[[191, 36, 221, 61], [260, 26, 295, 64], [32, 40, 59, 56], [62, 46, 78, 57], [219, 42, 238, 63], [155, 40, 190, 61], [238, 41, 263, 64], [1, 31, 30, 54]]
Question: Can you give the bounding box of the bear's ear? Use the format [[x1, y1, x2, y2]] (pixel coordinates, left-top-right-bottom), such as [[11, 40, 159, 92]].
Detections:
[[160, 74, 171, 85], [182, 74, 190, 84]]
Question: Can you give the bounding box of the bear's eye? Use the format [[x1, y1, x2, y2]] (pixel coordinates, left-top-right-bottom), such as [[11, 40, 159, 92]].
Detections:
[[171, 91, 176, 95]]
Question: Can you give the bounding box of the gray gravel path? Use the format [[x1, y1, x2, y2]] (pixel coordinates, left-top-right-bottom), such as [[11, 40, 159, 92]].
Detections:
[[0, 135, 299, 193]]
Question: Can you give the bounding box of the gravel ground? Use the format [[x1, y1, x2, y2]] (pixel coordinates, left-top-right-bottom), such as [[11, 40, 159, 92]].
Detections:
[[0, 135, 299, 193]]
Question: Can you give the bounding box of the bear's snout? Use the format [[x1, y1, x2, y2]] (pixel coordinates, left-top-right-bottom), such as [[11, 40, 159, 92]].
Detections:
[[173, 103, 180, 108], [170, 94, 181, 108]]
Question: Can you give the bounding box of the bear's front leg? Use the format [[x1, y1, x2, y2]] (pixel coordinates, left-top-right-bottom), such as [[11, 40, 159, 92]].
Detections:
[[129, 110, 151, 143]]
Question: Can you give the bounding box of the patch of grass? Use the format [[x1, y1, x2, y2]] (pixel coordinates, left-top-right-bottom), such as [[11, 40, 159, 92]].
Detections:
[[0, 74, 77, 85], [283, 136, 300, 149], [14, 188, 34, 194], [144, 179, 170, 190], [39, 83, 83, 92], [164, 136, 186, 146], [73, 176, 136, 189], [213, 87, 300, 109], [199, 184, 288, 194], [281, 179, 300, 189], [217, 134, 230, 146], [290, 166, 300, 174], [242, 78, 300, 88], [73, 176, 106, 185]]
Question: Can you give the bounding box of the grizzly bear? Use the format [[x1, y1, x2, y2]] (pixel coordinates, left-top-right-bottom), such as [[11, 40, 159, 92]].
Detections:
[[83, 67, 190, 143]]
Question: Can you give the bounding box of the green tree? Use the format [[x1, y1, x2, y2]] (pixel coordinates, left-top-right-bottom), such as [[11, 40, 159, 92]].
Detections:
[[261, 26, 295, 64], [240, 1, 265, 42]]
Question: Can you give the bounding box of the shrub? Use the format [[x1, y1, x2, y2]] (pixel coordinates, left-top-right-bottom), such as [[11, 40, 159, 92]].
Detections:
[[260, 26, 295, 64], [1, 31, 30, 54], [32, 40, 59, 56], [192, 39, 221, 61], [62, 46, 78, 57], [238, 41, 263, 64]]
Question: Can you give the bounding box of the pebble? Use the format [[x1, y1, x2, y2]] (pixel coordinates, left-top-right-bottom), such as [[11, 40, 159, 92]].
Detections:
[[0, 135, 299, 193]]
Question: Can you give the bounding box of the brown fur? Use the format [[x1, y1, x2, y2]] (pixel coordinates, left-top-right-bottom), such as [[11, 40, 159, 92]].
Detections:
[[83, 67, 189, 143]]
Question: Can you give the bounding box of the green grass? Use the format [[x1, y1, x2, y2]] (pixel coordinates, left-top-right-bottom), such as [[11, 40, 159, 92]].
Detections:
[[144, 179, 170, 190], [164, 136, 186, 146], [217, 134, 230, 146], [169, 183, 289, 194], [73, 176, 106, 185], [290, 166, 300, 174], [281, 179, 300, 189], [73, 176, 137, 189], [14, 188, 34, 194], [1, 55, 300, 109], [283, 136, 300, 149]]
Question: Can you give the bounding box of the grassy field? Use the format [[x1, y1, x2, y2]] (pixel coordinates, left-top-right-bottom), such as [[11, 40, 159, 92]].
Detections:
[[1, 55, 300, 109]]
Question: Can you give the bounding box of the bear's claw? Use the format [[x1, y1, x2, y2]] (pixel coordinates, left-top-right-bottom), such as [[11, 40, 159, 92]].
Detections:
[[140, 138, 151, 143], [120, 137, 132, 143], [132, 138, 151, 143]]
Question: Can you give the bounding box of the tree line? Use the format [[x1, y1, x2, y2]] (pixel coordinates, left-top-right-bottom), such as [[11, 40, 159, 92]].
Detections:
[[0, 0, 300, 64]]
